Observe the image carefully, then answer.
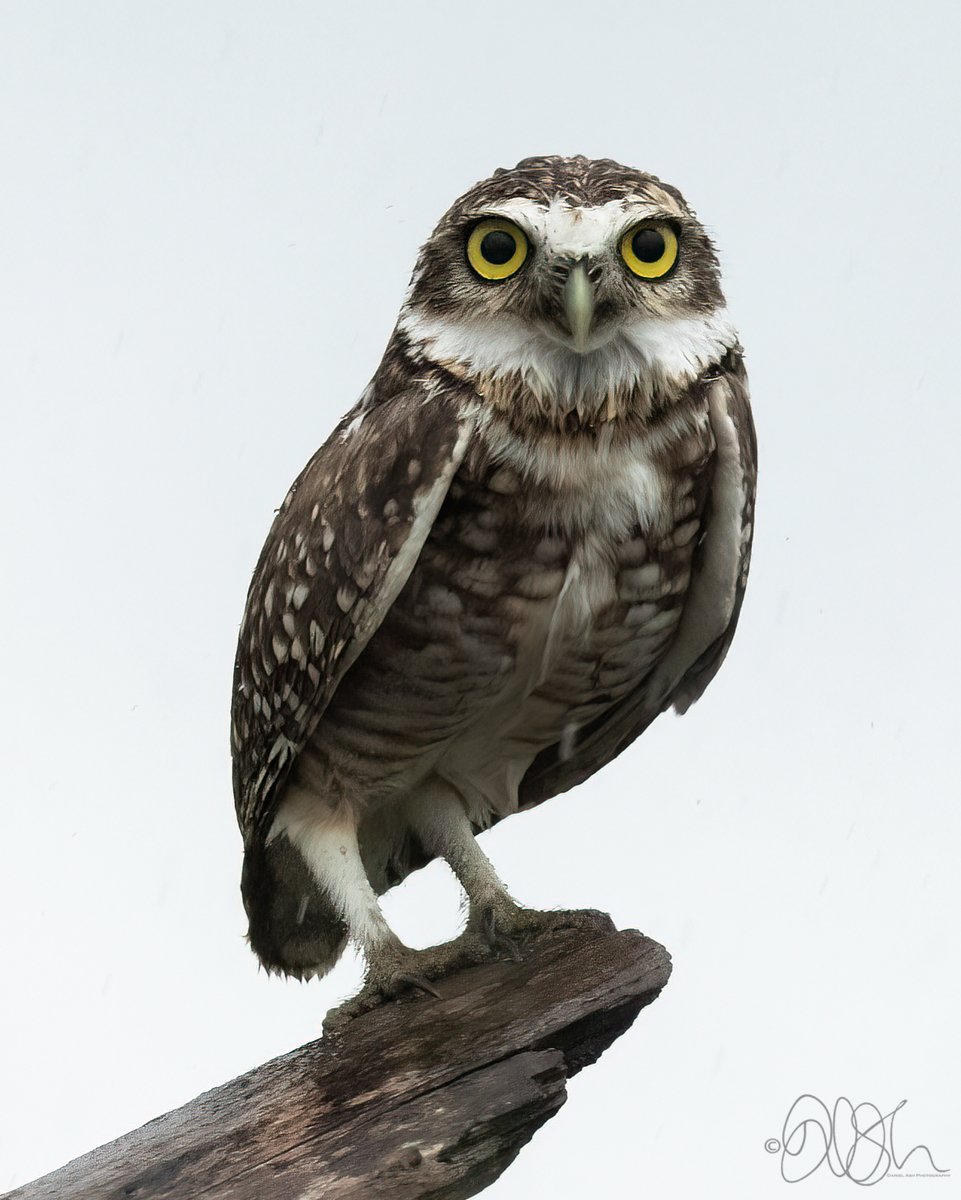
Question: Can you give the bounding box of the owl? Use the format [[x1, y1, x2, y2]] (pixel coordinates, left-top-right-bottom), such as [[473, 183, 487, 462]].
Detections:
[[231, 155, 756, 1017]]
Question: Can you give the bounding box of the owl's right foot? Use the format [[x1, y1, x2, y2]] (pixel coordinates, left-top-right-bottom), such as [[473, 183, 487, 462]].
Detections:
[[322, 934, 492, 1032]]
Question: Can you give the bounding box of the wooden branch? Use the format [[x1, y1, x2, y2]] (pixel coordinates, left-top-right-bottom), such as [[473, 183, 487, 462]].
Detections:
[[5, 919, 671, 1200]]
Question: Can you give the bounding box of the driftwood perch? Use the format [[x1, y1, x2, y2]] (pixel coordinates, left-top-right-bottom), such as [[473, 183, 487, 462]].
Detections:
[[6, 920, 671, 1200]]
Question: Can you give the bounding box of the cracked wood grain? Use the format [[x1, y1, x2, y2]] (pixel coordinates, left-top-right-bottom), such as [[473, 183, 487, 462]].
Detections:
[[5, 921, 671, 1200]]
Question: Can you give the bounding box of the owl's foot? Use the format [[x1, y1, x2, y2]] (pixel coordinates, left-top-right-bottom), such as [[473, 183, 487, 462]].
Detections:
[[478, 906, 523, 963], [322, 934, 495, 1032], [473, 899, 615, 958]]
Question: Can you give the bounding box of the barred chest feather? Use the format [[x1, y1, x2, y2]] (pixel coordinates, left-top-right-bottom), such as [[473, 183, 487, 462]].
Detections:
[[294, 395, 716, 820]]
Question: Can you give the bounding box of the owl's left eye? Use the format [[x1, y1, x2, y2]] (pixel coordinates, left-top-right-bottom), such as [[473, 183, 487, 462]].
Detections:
[[620, 221, 679, 280], [466, 219, 529, 281]]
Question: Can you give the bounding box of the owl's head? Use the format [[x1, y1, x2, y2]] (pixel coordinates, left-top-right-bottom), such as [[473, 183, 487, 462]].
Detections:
[[398, 156, 736, 415]]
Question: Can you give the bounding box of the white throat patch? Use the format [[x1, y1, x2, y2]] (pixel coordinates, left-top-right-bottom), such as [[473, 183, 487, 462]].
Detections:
[[399, 305, 738, 412]]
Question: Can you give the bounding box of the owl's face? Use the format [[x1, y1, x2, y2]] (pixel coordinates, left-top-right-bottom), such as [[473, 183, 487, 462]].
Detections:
[[399, 157, 728, 392]]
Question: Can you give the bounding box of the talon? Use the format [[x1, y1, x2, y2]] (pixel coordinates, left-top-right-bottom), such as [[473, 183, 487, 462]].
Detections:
[[391, 971, 442, 1000], [491, 933, 523, 963], [479, 905, 524, 962]]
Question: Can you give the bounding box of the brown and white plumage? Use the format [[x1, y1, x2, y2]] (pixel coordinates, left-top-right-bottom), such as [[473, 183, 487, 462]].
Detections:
[[231, 155, 757, 997]]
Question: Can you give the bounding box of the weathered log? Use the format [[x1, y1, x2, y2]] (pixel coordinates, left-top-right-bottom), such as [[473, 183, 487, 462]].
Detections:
[[5, 919, 671, 1200]]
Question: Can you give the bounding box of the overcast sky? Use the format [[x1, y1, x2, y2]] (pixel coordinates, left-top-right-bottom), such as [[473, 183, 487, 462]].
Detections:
[[1, 2, 959, 1195]]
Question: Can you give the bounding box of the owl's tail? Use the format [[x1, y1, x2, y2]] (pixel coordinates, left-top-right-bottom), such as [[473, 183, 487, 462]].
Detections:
[[241, 834, 348, 981]]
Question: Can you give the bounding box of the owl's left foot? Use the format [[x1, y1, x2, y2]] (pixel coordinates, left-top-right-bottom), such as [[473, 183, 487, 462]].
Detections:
[[473, 898, 614, 958], [479, 906, 523, 963]]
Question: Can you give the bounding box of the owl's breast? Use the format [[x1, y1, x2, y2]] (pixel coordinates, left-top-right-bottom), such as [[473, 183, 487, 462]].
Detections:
[[299, 411, 712, 818], [413, 428, 707, 816], [429, 512, 696, 813]]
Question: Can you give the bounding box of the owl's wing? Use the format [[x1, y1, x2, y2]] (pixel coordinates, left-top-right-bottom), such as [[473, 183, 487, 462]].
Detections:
[[231, 387, 476, 842], [518, 358, 757, 810]]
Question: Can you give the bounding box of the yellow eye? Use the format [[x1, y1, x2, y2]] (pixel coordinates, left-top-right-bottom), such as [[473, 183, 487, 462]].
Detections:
[[466, 219, 529, 281], [620, 222, 679, 279]]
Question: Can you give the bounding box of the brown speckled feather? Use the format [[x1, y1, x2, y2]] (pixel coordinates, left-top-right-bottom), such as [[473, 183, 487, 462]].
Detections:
[[231, 383, 475, 841], [519, 356, 756, 808]]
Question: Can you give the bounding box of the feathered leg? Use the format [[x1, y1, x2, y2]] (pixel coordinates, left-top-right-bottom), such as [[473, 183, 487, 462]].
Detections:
[[274, 789, 478, 1023], [405, 782, 612, 954], [293, 813, 407, 970], [405, 785, 515, 928]]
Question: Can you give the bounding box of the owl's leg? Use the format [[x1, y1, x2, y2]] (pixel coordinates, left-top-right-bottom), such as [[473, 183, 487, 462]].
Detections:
[[274, 796, 445, 1012], [404, 787, 533, 956], [406, 783, 614, 954], [292, 812, 406, 970], [406, 788, 514, 929]]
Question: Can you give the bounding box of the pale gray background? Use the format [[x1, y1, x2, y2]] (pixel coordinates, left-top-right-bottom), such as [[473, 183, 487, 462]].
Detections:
[[1, 2, 958, 1195]]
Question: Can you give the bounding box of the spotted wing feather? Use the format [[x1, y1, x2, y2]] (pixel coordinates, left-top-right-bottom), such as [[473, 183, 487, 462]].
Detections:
[[519, 359, 756, 808], [231, 388, 475, 842]]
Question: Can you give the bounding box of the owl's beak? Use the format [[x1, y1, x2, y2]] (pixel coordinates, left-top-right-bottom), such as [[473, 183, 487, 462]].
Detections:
[[563, 259, 595, 353]]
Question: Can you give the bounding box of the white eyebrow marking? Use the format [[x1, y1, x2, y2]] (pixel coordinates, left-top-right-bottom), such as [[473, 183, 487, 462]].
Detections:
[[483, 196, 677, 259]]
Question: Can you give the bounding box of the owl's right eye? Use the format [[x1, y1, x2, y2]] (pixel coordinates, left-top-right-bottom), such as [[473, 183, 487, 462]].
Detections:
[[466, 219, 529, 281]]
